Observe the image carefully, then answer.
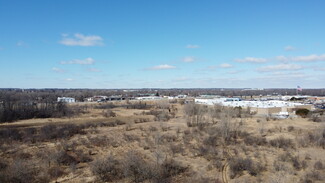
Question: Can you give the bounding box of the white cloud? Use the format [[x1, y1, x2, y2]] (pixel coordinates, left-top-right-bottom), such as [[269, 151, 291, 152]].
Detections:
[[59, 33, 104, 46], [276, 54, 325, 62], [87, 68, 101, 72], [60, 57, 95, 65], [284, 46, 296, 51], [219, 63, 233, 68], [186, 44, 200, 48], [52, 67, 65, 73], [257, 64, 303, 72], [197, 65, 218, 72], [146, 64, 176, 70], [313, 67, 325, 71], [182, 56, 196, 63], [16, 41, 27, 47], [235, 57, 267, 63], [65, 78, 74, 81]]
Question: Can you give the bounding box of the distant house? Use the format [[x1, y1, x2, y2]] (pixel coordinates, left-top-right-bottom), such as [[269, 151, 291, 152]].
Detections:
[[57, 97, 75, 103]]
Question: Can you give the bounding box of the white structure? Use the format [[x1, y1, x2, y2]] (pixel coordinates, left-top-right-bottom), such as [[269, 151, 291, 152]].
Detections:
[[136, 96, 163, 100], [57, 97, 75, 103], [195, 98, 307, 108]]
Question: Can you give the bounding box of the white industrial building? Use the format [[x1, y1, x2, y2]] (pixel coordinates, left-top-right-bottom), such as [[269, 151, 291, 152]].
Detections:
[[195, 98, 306, 108], [57, 97, 75, 103], [195, 97, 312, 116], [136, 96, 163, 100]]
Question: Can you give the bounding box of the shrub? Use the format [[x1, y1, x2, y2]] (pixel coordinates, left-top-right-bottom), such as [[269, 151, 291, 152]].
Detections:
[[229, 157, 265, 178], [304, 170, 323, 182], [269, 136, 295, 149], [91, 156, 123, 182], [314, 161, 324, 170], [2, 159, 38, 183], [48, 166, 65, 179], [157, 158, 187, 181], [169, 143, 184, 155], [296, 108, 310, 118], [123, 151, 151, 182], [244, 135, 267, 146], [103, 110, 117, 117], [287, 126, 295, 132], [278, 152, 307, 170]]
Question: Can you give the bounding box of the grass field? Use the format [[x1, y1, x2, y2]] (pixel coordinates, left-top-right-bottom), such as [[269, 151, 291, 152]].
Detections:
[[0, 101, 324, 183]]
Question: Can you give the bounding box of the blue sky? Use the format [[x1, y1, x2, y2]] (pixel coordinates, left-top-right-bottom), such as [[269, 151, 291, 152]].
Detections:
[[0, 0, 324, 88]]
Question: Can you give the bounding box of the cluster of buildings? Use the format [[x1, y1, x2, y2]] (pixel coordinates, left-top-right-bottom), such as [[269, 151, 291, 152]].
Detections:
[[57, 93, 324, 118], [57, 94, 188, 103], [194, 96, 316, 118], [57, 97, 75, 103]]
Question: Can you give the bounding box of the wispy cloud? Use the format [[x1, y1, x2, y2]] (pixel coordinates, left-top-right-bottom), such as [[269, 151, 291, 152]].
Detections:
[[219, 63, 233, 68], [59, 33, 104, 46], [227, 70, 244, 74], [284, 45, 296, 51], [87, 68, 101, 72], [235, 57, 267, 63], [182, 56, 196, 63], [257, 64, 303, 72], [60, 57, 95, 65], [276, 54, 325, 62], [313, 67, 325, 71], [16, 41, 27, 47], [186, 44, 199, 49], [146, 64, 176, 70], [52, 67, 65, 73], [198, 65, 218, 72], [65, 78, 74, 81]]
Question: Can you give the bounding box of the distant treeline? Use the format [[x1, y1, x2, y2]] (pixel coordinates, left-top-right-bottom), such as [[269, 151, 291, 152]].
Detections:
[[1, 88, 324, 99], [0, 91, 87, 123]]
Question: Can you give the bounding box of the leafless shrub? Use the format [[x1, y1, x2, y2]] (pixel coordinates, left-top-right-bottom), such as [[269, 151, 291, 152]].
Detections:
[[287, 126, 295, 132], [1, 159, 39, 183], [301, 170, 323, 182], [124, 101, 152, 110], [15, 151, 32, 159], [229, 157, 266, 178], [39, 124, 86, 141], [169, 143, 184, 156], [314, 160, 324, 170], [134, 118, 150, 123], [0, 128, 23, 141], [156, 158, 187, 182], [124, 133, 140, 142], [244, 135, 268, 146], [149, 126, 158, 132], [89, 135, 111, 147], [269, 136, 295, 149], [184, 103, 207, 126], [123, 150, 152, 182], [102, 109, 117, 117], [91, 155, 123, 182], [160, 134, 177, 143], [95, 103, 117, 109], [277, 152, 307, 170], [298, 129, 325, 149], [47, 166, 65, 179], [273, 160, 290, 172]]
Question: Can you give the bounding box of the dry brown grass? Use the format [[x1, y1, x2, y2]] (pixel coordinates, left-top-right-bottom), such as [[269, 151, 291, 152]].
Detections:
[[0, 102, 324, 182]]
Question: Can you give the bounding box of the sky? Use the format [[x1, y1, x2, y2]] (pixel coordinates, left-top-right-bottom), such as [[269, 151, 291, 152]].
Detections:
[[0, 0, 325, 89]]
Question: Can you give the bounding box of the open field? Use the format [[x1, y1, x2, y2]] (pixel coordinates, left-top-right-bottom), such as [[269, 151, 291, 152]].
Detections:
[[1, 100, 325, 183]]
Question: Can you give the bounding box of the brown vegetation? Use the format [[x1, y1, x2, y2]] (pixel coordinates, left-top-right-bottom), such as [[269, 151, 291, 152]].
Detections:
[[0, 97, 324, 182]]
